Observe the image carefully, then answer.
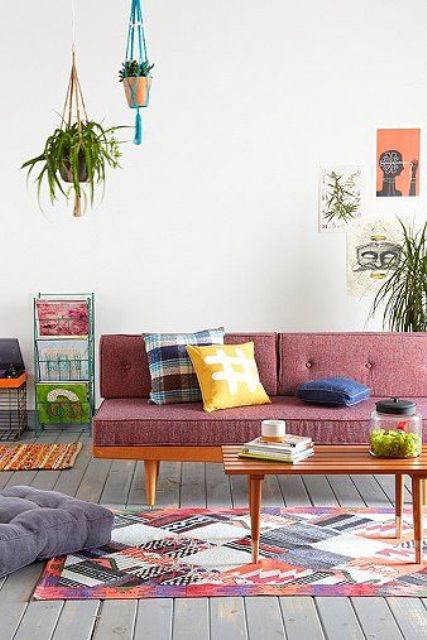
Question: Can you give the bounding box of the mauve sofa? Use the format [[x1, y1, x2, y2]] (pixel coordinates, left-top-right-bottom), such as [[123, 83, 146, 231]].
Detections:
[[93, 332, 427, 505]]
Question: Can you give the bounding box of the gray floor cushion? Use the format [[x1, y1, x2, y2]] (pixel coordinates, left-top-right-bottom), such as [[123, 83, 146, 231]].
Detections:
[[0, 486, 114, 578]]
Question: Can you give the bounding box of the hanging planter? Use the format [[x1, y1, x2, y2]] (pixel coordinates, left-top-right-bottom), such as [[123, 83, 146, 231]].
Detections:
[[120, 61, 153, 109], [59, 150, 89, 184], [119, 0, 154, 145], [22, 50, 123, 217]]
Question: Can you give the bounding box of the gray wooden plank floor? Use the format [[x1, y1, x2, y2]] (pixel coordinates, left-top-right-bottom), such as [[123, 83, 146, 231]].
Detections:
[[0, 433, 426, 640]]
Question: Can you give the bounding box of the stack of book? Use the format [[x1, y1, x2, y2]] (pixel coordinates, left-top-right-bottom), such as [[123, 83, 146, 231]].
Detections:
[[239, 435, 314, 463]]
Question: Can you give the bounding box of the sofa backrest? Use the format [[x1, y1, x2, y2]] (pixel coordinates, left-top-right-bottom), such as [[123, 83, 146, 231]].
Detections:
[[278, 332, 427, 397], [100, 332, 278, 399]]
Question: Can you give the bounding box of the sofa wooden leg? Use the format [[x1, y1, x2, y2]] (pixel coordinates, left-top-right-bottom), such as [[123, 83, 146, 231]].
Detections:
[[144, 460, 158, 506], [156, 461, 160, 478]]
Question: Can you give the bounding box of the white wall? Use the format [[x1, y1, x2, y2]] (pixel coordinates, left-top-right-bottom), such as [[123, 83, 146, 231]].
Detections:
[[1, 0, 427, 389]]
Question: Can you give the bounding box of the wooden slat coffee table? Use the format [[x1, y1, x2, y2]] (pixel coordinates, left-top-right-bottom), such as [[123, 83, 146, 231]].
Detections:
[[222, 445, 427, 564]]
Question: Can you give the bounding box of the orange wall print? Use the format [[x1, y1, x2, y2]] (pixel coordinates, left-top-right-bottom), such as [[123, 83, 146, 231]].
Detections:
[[376, 128, 420, 197]]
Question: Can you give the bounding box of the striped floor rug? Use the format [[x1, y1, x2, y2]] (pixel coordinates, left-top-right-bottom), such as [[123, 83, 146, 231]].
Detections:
[[0, 442, 82, 471]]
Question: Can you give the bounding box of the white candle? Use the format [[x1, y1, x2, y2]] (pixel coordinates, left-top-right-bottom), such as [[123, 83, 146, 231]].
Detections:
[[261, 419, 286, 442]]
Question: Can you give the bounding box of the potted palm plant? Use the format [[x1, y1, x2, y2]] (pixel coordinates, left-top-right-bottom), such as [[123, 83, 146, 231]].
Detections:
[[22, 51, 124, 217], [369, 218, 427, 331], [119, 59, 154, 108]]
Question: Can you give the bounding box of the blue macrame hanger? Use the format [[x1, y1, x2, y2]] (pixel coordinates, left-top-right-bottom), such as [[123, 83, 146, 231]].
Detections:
[[125, 0, 150, 145]]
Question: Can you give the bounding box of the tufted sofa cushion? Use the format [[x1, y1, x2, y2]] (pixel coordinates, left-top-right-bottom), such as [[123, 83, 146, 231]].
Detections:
[[100, 333, 279, 399], [93, 396, 427, 446], [0, 486, 113, 578], [100, 334, 152, 399], [279, 332, 427, 397], [224, 333, 278, 395]]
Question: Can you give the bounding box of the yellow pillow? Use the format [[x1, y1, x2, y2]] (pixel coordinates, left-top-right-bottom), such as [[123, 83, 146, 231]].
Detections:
[[186, 342, 271, 412]]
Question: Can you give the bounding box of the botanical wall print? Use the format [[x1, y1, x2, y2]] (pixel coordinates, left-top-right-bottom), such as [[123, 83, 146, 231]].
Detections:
[[376, 129, 420, 197], [36, 300, 89, 337], [347, 218, 404, 296], [36, 340, 88, 381], [319, 167, 361, 232], [36, 383, 90, 424]]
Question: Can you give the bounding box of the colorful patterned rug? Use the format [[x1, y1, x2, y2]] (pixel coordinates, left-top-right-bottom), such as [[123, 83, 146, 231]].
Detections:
[[0, 442, 82, 471], [33, 507, 427, 599]]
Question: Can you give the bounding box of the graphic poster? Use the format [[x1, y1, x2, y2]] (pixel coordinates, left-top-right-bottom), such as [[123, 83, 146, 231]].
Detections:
[[376, 129, 420, 197]]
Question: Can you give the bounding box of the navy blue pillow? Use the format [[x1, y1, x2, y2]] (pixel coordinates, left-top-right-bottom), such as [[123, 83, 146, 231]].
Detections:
[[297, 377, 370, 407]]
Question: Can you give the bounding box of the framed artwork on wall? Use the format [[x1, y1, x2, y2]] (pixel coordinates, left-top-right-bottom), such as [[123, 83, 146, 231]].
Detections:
[[346, 218, 404, 296], [376, 128, 420, 197], [319, 166, 362, 232]]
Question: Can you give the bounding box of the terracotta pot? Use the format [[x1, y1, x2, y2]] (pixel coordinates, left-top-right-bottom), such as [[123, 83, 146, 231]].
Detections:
[[123, 76, 152, 108], [59, 153, 88, 183]]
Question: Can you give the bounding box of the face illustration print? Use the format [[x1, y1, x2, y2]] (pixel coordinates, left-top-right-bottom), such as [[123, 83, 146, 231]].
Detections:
[[355, 239, 402, 274], [347, 219, 403, 296]]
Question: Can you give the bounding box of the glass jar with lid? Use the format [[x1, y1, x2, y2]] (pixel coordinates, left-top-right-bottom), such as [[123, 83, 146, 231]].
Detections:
[[369, 397, 423, 458]]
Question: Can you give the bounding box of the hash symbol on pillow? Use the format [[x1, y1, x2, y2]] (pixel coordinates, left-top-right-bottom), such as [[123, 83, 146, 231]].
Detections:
[[204, 347, 259, 395], [186, 341, 270, 412]]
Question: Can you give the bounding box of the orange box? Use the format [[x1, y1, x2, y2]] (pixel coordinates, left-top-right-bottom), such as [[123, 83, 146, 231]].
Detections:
[[0, 373, 27, 389]]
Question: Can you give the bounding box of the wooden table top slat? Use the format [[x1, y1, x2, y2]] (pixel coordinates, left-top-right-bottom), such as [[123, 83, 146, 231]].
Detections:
[[222, 445, 427, 476]]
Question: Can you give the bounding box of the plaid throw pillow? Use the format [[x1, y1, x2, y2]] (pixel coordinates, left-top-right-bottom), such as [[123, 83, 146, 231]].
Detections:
[[144, 328, 225, 404]]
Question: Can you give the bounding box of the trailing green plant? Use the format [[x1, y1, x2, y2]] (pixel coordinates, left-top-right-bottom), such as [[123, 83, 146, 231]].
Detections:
[[369, 218, 427, 332], [119, 59, 154, 81], [323, 171, 360, 225], [22, 120, 123, 216]]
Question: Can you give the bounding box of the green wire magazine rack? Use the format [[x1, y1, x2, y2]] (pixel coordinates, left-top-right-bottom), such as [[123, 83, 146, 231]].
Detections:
[[33, 292, 95, 433]]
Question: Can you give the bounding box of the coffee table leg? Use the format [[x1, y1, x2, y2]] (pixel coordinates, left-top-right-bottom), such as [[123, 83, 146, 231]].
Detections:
[[249, 475, 263, 563], [411, 476, 423, 564], [395, 474, 404, 538]]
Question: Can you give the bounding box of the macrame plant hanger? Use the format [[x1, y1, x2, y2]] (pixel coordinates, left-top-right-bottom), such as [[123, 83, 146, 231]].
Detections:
[[125, 0, 151, 145], [61, 1, 89, 217], [62, 47, 88, 217]]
